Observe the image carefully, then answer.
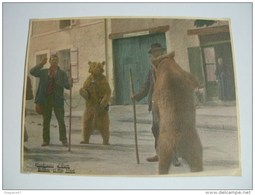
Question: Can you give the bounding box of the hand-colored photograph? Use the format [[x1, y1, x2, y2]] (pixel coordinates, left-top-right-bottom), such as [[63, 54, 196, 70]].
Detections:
[[22, 16, 240, 176]]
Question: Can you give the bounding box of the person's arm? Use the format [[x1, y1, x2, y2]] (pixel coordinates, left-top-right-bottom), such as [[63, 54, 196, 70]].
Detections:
[[30, 64, 44, 77], [30, 58, 47, 77], [100, 79, 112, 107], [173, 62, 198, 90], [133, 71, 151, 102], [63, 72, 72, 90]]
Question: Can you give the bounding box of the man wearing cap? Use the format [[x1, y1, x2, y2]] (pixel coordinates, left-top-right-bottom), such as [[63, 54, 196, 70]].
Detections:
[[30, 54, 72, 147], [132, 43, 180, 165]]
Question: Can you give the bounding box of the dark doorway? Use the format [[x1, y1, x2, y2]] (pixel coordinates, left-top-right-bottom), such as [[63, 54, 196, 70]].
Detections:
[[188, 31, 236, 101], [201, 43, 235, 101], [214, 43, 236, 100]]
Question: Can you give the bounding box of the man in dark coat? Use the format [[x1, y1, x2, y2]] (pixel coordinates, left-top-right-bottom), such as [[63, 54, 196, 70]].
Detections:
[[30, 54, 72, 147], [132, 43, 180, 166], [24, 76, 34, 151]]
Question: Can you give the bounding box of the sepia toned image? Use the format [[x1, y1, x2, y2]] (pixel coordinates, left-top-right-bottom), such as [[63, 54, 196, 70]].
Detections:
[[21, 17, 240, 176]]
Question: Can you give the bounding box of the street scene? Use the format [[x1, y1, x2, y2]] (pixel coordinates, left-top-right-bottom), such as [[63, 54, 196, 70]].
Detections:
[[23, 103, 240, 176], [21, 17, 240, 176]]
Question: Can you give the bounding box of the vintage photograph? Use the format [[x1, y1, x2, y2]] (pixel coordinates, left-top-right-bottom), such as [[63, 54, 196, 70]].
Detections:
[[21, 17, 240, 176]]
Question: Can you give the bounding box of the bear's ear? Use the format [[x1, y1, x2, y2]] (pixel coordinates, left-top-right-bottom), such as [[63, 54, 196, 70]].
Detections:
[[102, 61, 105, 66], [88, 61, 92, 66]]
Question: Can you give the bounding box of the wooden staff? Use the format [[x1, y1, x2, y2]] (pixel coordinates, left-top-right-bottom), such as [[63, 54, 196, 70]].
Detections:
[[129, 69, 140, 164], [68, 65, 72, 152]]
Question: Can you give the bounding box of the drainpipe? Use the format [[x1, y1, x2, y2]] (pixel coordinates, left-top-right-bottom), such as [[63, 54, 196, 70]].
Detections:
[[104, 18, 115, 104], [104, 18, 108, 79]]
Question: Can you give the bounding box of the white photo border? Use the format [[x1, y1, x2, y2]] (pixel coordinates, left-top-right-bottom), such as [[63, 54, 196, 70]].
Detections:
[[2, 2, 253, 190]]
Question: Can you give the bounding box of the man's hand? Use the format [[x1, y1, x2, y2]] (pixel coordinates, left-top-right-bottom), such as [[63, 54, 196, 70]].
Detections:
[[131, 95, 136, 102], [39, 57, 48, 66]]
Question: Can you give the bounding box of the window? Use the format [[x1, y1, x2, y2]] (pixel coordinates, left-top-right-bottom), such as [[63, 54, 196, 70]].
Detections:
[[203, 47, 217, 82], [57, 48, 79, 82], [70, 48, 79, 83], [59, 20, 77, 29], [57, 49, 71, 77], [36, 53, 47, 65], [59, 20, 71, 29]]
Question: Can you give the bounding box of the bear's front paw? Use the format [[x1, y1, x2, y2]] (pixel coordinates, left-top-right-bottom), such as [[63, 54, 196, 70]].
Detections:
[[79, 88, 90, 100], [99, 102, 109, 111]]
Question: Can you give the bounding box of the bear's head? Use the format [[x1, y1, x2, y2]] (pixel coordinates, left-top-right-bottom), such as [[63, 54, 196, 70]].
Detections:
[[88, 61, 105, 76]]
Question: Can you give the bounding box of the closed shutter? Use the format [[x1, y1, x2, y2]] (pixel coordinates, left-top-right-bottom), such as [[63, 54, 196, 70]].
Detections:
[[187, 47, 205, 85], [71, 48, 79, 83]]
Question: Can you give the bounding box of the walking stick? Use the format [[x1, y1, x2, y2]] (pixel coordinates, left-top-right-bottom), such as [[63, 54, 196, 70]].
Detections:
[[68, 65, 72, 152], [129, 69, 140, 164]]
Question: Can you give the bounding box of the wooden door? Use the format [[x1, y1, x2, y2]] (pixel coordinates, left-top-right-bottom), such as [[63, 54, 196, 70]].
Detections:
[[113, 33, 166, 105]]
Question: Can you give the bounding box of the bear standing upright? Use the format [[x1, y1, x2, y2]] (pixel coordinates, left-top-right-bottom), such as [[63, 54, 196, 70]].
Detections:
[[79, 61, 111, 145], [152, 51, 203, 174]]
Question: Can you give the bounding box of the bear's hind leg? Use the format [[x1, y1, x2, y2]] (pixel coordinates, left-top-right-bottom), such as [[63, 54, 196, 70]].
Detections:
[[158, 133, 175, 174], [81, 110, 94, 144], [182, 134, 203, 172], [96, 112, 110, 145], [100, 122, 110, 145]]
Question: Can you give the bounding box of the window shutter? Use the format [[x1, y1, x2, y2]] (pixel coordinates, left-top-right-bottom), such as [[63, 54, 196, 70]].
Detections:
[[70, 48, 79, 83], [187, 47, 205, 85]]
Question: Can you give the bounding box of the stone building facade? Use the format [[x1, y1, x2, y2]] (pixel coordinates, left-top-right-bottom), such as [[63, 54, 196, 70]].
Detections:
[[26, 17, 234, 110]]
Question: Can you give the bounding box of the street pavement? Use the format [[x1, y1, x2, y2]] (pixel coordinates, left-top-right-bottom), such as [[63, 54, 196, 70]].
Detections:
[[23, 104, 240, 176]]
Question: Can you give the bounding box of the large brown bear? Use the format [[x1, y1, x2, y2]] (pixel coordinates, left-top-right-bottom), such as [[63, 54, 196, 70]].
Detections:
[[79, 61, 111, 145], [152, 51, 203, 174]]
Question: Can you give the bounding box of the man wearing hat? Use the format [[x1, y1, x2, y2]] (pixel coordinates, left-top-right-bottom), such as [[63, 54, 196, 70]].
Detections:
[[132, 43, 180, 165]]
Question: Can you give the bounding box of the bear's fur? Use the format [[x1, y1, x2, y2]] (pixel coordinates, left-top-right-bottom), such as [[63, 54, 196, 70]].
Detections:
[[152, 52, 203, 174], [79, 61, 111, 145]]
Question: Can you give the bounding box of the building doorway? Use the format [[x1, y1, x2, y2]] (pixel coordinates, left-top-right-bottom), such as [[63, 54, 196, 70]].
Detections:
[[188, 28, 236, 101], [201, 43, 235, 101], [112, 33, 166, 105]]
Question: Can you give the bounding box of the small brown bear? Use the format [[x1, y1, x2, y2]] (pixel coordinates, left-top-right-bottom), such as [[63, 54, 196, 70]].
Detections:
[[79, 61, 111, 145], [152, 51, 203, 174]]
